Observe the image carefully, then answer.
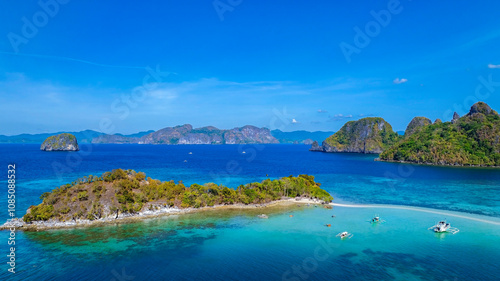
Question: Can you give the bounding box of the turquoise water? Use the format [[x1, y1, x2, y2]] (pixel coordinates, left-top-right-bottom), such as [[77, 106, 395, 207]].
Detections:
[[1, 144, 499, 280]]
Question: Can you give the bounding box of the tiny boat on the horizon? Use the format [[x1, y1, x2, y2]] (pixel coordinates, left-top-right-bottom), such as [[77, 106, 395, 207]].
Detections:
[[183, 160, 188, 162], [325, 224, 331, 227], [242, 151, 246, 154], [336, 231, 353, 239], [188, 152, 193, 154], [428, 220, 459, 234], [257, 214, 268, 219]]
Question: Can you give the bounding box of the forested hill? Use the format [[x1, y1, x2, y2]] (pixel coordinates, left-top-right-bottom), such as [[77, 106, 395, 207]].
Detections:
[[380, 102, 500, 167]]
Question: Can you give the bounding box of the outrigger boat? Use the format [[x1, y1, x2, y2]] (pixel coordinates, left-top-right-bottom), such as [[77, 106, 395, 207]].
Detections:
[[428, 220, 459, 234], [336, 231, 353, 239], [371, 215, 385, 223]]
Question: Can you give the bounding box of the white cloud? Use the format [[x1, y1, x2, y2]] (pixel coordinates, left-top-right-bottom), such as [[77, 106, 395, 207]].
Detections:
[[488, 64, 500, 69], [0, 74, 391, 134], [328, 113, 354, 122], [393, 78, 408, 84]]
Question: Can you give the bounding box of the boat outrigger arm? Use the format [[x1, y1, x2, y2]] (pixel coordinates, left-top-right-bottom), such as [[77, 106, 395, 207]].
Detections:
[[336, 231, 353, 239], [371, 215, 385, 223], [428, 220, 460, 234]]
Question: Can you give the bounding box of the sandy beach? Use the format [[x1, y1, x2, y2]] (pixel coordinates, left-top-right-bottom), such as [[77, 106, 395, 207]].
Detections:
[[1, 197, 325, 231]]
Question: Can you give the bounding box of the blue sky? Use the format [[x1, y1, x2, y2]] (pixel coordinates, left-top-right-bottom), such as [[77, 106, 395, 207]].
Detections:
[[1, 0, 500, 135]]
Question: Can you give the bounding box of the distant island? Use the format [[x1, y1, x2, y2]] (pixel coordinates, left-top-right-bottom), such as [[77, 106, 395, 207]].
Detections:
[[310, 117, 400, 153], [380, 102, 500, 167], [40, 133, 79, 151], [0, 125, 331, 145], [271, 130, 335, 144], [5, 169, 332, 230]]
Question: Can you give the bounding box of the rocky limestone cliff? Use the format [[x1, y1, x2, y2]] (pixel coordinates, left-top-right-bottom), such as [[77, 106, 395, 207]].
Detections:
[[310, 117, 400, 154], [310, 141, 322, 151], [405, 117, 432, 137], [40, 133, 79, 151], [94, 124, 279, 145], [223, 125, 279, 144]]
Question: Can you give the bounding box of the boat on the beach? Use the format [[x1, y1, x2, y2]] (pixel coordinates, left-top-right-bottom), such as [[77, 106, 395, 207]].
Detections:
[[336, 231, 353, 239], [428, 220, 459, 234]]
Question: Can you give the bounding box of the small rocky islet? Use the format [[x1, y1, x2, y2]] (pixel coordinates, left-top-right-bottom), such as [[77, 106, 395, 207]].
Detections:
[[40, 133, 79, 151]]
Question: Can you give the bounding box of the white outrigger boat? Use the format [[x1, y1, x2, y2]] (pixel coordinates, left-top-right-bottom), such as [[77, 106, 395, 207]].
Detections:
[[257, 214, 268, 219], [371, 215, 385, 223], [336, 231, 353, 239], [428, 220, 459, 234]]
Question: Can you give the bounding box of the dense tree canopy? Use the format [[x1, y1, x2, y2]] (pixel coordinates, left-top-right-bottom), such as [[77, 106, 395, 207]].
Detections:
[[381, 102, 500, 166], [23, 169, 333, 223]]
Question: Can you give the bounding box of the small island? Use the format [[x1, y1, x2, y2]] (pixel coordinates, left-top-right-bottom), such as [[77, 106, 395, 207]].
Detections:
[[310, 117, 400, 153], [40, 133, 79, 151], [5, 169, 333, 230]]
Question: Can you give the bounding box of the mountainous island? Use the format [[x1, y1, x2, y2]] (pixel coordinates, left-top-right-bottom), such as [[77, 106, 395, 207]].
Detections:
[[6, 169, 332, 230], [310, 117, 401, 153], [40, 133, 79, 151], [380, 102, 500, 167], [2, 125, 325, 145]]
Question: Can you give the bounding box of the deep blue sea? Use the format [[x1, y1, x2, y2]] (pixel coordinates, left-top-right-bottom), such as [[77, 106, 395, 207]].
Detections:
[[1, 144, 500, 280]]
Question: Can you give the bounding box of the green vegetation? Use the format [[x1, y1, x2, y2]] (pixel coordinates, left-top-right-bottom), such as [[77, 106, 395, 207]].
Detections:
[[380, 102, 500, 166], [324, 117, 401, 153], [404, 117, 432, 137], [22, 169, 333, 223], [40, 133, 79, 151]]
